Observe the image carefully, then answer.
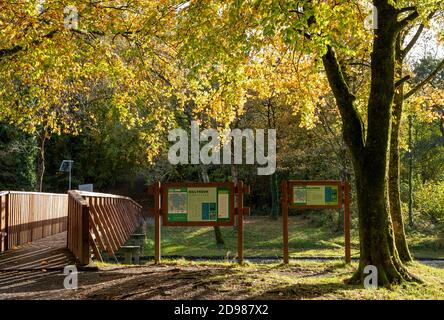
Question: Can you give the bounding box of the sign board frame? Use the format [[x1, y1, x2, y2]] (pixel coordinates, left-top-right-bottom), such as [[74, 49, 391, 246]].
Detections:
[[78, 184, 94, 192], [281, 180, 351, 265], [149, 181, 249, 265], [161, 182, 235, 227], [288, 180, 343, 209]]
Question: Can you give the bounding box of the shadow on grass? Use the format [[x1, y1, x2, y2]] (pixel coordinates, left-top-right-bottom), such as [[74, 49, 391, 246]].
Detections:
[[80, 267, 240, 300], [1, 260, 362, 300], [249, 281, 358, 300]]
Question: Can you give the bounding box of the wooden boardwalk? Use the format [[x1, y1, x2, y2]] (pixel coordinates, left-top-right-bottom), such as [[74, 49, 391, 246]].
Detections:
[[0, 232, 74, 271], [0, 232, 75, 295]]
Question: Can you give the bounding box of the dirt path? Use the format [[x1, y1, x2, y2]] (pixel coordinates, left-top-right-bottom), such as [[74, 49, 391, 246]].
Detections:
[[0, 263, 340, 300]]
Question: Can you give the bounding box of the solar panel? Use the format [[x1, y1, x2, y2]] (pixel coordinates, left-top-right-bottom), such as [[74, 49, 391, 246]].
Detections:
[[59, 160, 74, 172]]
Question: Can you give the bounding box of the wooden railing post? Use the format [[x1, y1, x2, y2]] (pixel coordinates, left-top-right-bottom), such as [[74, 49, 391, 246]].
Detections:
[[344, 182, 351, 264], [4, 192, 9, 251], [281, 181, 289, 264], [81, 202, 90, 265], [153, 182, 161, 264], [67, 190, 143, 265], [236, 181, 244, 265]]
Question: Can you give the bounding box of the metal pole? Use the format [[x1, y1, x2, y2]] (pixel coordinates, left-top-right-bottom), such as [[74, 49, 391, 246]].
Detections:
[[69, 167, 72, 191]]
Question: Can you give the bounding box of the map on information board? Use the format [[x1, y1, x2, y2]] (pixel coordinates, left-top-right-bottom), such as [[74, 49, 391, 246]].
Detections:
[[293, 185, 339, 206], [167, 187, 231, 222]]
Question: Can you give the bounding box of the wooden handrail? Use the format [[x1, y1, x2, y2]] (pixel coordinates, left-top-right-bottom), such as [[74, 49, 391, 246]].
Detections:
[[67, 191, 90, 265], [77, 191, 142, 209], [0, 191, 9, 197], [67, 190, 143, 265], [68, 190, 89, 206], [9, 191, 67, 197]]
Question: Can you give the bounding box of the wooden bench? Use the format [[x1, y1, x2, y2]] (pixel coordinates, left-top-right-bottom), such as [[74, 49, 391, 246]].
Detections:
[[130, 234, 146, 255], [120, 246, 141, 264]]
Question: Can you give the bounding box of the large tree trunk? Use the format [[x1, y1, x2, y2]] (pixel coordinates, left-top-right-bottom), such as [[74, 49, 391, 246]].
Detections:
[[337, 148, 350, 232], [350, 9, 414, 284], [388, 43, 413, 263], [321, 2, 420, 285], [351, 157, 414, 285], [407, 115, 414, 227], [266, 99, 279, 220], [36, 130, 46, 192], [269, 173, 279, 220]]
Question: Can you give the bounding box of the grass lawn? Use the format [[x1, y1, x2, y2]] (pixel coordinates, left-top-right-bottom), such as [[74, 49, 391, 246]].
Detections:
[[3, 259, 443, 299], [144, 216, 444, 259]]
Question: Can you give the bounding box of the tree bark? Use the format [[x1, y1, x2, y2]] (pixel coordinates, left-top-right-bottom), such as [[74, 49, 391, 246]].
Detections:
[[387, 14, 443, 262], [407, 115, 414, 227], [266, 99, 279, 219], [337, 148, 350, 232], [389, 91, 413, 262], [321, 2, 420, 285], [36, 130, 46, 192], [387, 37, 413, 263], [269, 173, 279, 220]]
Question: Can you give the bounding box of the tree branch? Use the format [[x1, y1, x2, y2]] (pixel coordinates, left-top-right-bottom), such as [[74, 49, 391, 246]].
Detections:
[[0, 45, 23, 60], [401, 11, 436, 59], [401, 24, 424, 59], [395, 75, 411, 88], [0, 29, 58, 61], [405, 58, 444, 100], [398, 10, 419, 30], [322, 46, 365, 154], [397, 7, 417, 14]]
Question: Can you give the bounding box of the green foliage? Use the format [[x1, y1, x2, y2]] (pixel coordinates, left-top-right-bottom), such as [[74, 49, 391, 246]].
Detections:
[[414, 181, 444, 223], [413, 56, 444, 88], [0, 124, 36, 190]]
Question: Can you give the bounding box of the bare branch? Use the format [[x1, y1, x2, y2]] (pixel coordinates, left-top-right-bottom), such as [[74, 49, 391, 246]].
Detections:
[[397, 7, 417, 14], [398, 10, 419, 30], [401, 11, 436, 59], [405, 58, 444, 99], [395, 75, 411, 88]]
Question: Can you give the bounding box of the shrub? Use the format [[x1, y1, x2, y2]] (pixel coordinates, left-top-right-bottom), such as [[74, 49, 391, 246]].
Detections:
[[414, 181, 444, 223]]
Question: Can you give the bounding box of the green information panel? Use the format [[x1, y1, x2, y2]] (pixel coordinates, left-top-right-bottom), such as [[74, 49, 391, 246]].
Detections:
[[167, 187, 231, 222], [293, 185, 339, 206]]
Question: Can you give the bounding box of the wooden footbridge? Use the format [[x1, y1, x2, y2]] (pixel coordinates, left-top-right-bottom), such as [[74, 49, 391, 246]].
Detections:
[[0, 190, 143, 269]]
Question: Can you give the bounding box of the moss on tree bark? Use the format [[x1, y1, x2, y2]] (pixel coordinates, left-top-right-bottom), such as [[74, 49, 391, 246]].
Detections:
[[321, 2, 421, 286], [388, 61, 413, 263]]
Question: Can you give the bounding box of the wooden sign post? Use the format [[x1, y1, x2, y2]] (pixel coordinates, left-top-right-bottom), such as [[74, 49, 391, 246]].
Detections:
[[281, 180, 351, 264], [150, 182, 161, 264], [148, 181, 249, 265]]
